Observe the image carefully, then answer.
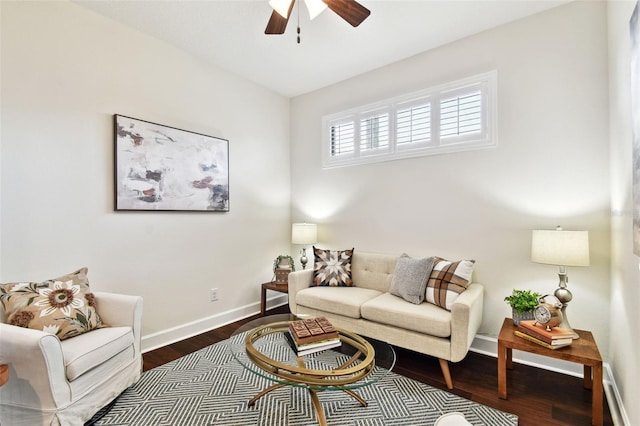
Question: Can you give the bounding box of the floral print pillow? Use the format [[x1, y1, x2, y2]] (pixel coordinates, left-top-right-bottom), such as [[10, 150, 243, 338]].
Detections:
[[0, 267, 106, 340]]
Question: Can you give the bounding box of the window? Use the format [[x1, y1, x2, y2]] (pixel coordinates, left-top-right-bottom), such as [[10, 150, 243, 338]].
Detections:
[[397, 100, 431, 148], [330, 120, 354, 156], [440, 91, 482, 139], [323, 71, 497, 168], [360, 109, 389, 153]]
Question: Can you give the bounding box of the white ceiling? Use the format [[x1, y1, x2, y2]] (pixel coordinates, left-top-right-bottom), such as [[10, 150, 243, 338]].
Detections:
[[74, 0, 570, 98]]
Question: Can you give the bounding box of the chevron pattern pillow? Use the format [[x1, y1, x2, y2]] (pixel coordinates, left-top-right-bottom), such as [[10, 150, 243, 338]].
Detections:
[[312, 247, 354, 287], [425, 258, 475, 310]]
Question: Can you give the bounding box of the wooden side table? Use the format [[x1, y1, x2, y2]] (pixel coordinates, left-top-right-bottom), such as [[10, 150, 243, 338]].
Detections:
[[260, 281, 288, 316], [497, 318, 603, 426]]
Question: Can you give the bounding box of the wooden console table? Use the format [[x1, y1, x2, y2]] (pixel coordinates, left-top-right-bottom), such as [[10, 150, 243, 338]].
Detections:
[[260, 281, 288, 316], [497, 318, 603, 426]]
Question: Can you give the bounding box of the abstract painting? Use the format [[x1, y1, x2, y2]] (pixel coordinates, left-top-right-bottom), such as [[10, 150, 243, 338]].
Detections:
[[632, 2, 640, 255], [114, 115, 229, 212]]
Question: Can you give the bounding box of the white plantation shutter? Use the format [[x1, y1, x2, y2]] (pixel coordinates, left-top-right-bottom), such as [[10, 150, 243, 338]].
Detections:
[[323, 71, 496, 168], [397, 101, 431, 147], [360, 110, 390, 152], [329, 120, 355, 156], [440, 89, 482, 140]]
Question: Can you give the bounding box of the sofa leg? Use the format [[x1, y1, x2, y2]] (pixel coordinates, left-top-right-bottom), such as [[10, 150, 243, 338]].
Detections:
[[438, 358, 454, 389]]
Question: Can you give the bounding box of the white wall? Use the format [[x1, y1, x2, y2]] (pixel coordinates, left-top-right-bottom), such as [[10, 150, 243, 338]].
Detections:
[[0, 1, 291, 339], [607, 1, 640, 425], [4, 3, 636, 423], [291, 0, 611, 354]]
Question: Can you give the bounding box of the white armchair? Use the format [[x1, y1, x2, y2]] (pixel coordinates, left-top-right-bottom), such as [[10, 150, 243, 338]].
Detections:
[[0, 292, 143, 425]]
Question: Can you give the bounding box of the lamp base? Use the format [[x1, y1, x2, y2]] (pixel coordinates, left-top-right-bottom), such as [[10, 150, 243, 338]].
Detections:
[[300, 247, 309, 270], [557, 305, 579, 339], [554, 273, 579, 339]]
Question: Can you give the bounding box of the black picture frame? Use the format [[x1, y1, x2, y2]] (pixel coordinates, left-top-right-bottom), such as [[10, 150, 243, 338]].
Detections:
[[114, 115, 229, 212]]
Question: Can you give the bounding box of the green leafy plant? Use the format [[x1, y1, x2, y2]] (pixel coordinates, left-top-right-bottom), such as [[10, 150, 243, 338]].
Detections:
[[503, 289, 542, 314], [273, 255, 296, 273]]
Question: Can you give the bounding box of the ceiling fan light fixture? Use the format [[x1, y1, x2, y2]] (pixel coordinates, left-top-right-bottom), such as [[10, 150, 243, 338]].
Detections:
[[269, 0, 293, 18], [304, 0, 328, 20]]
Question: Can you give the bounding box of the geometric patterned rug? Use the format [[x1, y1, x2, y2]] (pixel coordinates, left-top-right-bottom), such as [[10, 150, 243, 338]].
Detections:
[[88, 338, 518, 426]]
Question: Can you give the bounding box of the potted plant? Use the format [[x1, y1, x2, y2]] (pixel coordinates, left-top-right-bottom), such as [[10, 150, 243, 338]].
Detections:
[[504, 289, 542, 325]]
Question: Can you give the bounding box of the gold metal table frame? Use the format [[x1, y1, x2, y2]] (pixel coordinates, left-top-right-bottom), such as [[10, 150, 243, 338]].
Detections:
[[230, 316, 395, 426]]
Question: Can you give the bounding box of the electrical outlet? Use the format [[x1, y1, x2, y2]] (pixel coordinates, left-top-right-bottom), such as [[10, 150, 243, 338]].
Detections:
[[210, 288, 219, 302]]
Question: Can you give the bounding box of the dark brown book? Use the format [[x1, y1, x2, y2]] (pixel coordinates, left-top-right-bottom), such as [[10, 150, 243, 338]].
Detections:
[[289, 317, 339, 345], [518, 320, 574, 340]]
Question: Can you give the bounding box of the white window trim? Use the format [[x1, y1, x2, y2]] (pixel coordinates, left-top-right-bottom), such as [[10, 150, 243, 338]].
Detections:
[[322, 70, 498, 169]]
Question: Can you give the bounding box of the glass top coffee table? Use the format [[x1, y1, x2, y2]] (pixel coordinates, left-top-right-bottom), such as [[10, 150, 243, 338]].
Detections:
[[229, 314, 396, 426]]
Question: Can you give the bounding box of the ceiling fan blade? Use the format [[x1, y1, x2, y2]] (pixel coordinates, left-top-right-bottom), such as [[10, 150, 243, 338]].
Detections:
[[265, 1, 295, 34], [322, 0, 370, 27]]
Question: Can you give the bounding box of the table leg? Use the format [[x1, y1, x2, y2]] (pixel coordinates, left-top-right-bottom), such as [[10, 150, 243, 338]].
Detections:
[[309, 389, 328, 426], [506, 347, 513, 369], [498, 341, 508, 399], [248, 383, 287, 406], [584, 365, 593, 389], [592, 363, 603, 426], [260, 285, 267, 316], [343, 389, 368, 407]]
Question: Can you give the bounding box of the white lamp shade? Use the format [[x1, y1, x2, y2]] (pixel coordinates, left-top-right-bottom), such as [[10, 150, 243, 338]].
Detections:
[[531, 229, 590, 267], [270, 0, 327, 20], [304, 0, 328, 19], [269, 0, 293, 18], [292, 223, 317, 245]]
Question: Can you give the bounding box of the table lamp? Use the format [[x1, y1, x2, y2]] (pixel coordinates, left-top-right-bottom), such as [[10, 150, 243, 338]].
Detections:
[[292, 223, 317, 270], [531, 226, 590, 339]]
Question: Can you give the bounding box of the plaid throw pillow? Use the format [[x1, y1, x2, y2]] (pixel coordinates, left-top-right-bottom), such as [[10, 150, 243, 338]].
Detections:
[[312, 247, 354, 287], [0, 267, 106, 340], [425, 257, 475, 310]]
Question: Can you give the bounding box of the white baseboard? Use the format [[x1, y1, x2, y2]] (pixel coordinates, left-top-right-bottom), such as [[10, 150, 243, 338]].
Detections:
[[141, 294, 289, 353], [470, 334, 629, 426], [141, 305, 628, 425]]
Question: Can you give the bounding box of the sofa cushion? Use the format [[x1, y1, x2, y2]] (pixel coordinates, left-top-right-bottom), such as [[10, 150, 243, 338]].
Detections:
[[61, 326, 134, 381], [351, 252, 397, 292], [389, 254, 435, 304], [296, 286, 382, 319], [0, 267, 106, 340], [425, 258, 475, 311], [312, 247, 354, 287], [361, 293, 452, 337]]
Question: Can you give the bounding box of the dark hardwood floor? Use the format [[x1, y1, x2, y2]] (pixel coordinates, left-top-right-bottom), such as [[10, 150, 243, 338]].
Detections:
[[143, 305, 613, 425]]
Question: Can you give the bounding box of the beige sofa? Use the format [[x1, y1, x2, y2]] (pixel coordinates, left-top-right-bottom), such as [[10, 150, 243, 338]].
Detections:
[[288, 251, 484, 389]]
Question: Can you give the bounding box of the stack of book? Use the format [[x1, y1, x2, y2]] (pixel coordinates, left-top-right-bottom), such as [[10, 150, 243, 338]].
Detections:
[[515, 320, 574, 350], [286, 317, 341, 356]]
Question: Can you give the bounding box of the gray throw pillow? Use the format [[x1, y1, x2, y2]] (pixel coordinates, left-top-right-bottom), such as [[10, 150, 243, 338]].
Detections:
[[390, 254, 435, 304]]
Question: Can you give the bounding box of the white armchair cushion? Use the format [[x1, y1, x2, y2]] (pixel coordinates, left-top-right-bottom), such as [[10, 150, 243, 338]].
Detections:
[[62, 326, 134, 381]]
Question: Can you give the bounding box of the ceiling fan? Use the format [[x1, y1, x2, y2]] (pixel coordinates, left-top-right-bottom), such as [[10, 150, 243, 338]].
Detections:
[[265, 0, 371, 36]]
